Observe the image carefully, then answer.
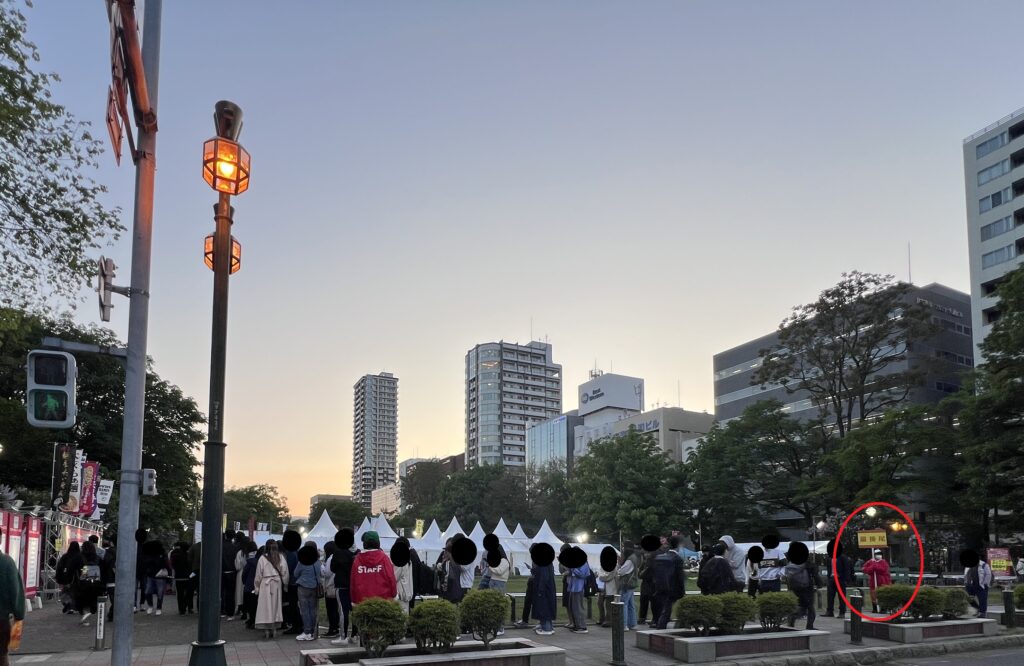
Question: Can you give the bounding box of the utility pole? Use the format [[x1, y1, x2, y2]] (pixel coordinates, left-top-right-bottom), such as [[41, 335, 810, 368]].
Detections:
[[110, 1, 161, 664]]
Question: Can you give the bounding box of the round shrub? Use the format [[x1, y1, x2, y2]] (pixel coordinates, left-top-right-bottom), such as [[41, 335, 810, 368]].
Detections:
[[674, 595, 723, 636], [908, 587, 946, 621], [460, 589, 509, 649], [1014, 585, 1024, 609], [757, 592, 799, 631], [351, 598, 407, 658], [942, 588, 969, 619], [717, 592, 757, 634], [876, 584, 914, 616], [409, 599, 460, 653]]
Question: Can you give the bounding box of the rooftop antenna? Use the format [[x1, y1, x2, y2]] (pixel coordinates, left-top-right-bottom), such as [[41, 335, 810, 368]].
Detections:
[[907, 242, 913, 284]]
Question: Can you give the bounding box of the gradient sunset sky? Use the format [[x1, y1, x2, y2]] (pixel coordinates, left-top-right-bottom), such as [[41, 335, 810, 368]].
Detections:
[[26, 0, 1024, 516]]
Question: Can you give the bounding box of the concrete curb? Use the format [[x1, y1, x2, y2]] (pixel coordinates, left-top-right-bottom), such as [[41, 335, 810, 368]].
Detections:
[[719, 631, 1024, 665]]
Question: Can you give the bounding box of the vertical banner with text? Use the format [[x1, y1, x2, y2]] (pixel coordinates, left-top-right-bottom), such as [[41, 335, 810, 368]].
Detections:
[[51, 444, 76, 510]]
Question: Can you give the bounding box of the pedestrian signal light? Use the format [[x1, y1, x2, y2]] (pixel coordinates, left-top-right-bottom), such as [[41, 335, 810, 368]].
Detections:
[[26, 351, 77, 428], [142, 468, 158, 496]]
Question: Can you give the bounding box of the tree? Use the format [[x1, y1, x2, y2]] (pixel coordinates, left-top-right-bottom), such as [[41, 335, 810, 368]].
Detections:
[[1, 0, 122, 309], [402, 460, 445, 518], [309, 497, 366, 531], [754, 272, 935, 439], [432, 464, 531, 530], [0, 308, 203, 538], [526, 461, 570, 534], [222, 484, 289, 533], [567, 428, 688, 542]]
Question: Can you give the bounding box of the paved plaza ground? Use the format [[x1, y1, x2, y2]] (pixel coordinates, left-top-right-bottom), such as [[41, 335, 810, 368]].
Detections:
[[7, 599, 1023, 665]]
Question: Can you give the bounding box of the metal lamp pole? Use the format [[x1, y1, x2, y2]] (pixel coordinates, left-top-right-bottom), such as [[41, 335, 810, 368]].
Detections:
[[189, 102, 249, 666]]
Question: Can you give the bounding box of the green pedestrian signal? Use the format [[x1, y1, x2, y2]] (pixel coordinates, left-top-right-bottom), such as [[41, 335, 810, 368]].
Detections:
[[27, 350, 77, 428]]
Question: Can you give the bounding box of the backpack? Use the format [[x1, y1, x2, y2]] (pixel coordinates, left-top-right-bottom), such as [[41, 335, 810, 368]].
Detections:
[[81, 563, 102, 583], [788, 565, 811, 591], [584, 570, 599, 597]]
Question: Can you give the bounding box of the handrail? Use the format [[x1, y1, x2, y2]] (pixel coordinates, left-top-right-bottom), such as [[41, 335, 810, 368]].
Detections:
[[964, 105, 1024, 144]]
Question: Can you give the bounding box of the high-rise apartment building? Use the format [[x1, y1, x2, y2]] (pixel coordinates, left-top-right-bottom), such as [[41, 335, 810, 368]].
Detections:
[[465, 341, 562, 468], [351, 372, 398, 509], [963, 108, 1024, 364]]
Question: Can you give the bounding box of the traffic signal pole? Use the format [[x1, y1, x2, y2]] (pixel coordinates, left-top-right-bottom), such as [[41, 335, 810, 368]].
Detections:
[[111, 1, 161, 664]]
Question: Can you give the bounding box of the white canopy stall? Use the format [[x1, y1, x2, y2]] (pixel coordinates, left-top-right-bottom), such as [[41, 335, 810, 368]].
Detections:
[[305, 510, 338, 549]]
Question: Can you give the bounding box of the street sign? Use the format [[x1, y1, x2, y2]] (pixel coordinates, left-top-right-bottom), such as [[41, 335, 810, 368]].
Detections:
[[105, 0, 140, 163], [106, 86, 122, 165], [857, 529, 888, 549]]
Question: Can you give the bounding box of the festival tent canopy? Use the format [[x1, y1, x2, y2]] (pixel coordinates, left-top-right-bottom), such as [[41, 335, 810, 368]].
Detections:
[[422, 519, 442, 543], [733, 541, 829, 556], [371, 514, 399, 540], [492, 518, 513, 539], [530, 520, 564, 548], [305, 510, 338, 548], [468, 522, 486, 549], [443, 516, 466, 540], [512, 523, 530, 541], [354, 516, 373, 544]]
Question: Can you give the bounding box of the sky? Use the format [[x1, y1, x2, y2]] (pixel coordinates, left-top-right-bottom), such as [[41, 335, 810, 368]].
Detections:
[[23, 0, 1024, 516]]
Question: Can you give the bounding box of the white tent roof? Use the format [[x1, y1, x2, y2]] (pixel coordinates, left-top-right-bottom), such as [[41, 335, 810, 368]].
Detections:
[[492, 518, 513, 538], [531, 520, 564, 547], [307, 511, 337, 539], [468, 522, 486, 548], [371, 514, 399, 540], [354, 516, 372, 543], [444, 516, 466, 539], [512, 523, 529, 540], [422, 519, 442, 542], [734, 541, 829, 556]]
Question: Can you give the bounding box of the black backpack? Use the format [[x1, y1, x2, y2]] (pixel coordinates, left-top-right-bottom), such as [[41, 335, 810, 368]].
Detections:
[[584, 570, 599, 597]]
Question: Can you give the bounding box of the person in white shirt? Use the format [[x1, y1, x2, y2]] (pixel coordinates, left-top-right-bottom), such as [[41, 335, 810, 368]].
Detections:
[[964, 552, 993, 618]]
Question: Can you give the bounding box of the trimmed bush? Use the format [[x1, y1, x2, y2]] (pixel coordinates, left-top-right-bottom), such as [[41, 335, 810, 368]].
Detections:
[[674, 595, 723, 636], [757, 592, 799, 631], [460, 589, 509, 649], [409, 599, 460, 653], [876, 584, 945, 621], [717, 592, 757, 634], [351, 598, 407, 658], [1015, 585, 1024, 609], [942, 588, 969, 619]]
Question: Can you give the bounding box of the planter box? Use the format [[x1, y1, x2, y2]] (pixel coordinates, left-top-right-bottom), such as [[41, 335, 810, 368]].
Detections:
[[842, 617, 997, 643], [635, 624, 829, 663], [997, 611, 1024, 626], [300, 638, 565, 666]]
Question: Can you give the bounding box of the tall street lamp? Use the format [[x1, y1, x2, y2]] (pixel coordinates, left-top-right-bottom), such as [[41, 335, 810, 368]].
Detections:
[[189, 100, 250, 666]]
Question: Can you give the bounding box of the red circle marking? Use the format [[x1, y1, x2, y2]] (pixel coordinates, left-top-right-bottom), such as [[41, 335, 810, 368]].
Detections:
[[832, 501, 924, 623]]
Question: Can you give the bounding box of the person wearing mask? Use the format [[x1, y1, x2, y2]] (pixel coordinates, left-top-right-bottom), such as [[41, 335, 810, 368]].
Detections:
[[824, 540, 853, 619], [321, 541, 340, 637], [652, 536, 687, 630], [170, 541, 194, 616], [964, 553, 994, 619], [55, 541, 83, 615], [293, 542, 323, 641], [616, 546, 640, 631], [350, 531, 397, 607], [242, 544, 259, 629], [330, 528, 359, 645], [861, 549, 891, 613], [783, 542, 823, 630], [717, 536, 747, 592], [697, 544, 736, 595], [141, 540, 171, 616], [1, 533, 26, 666], [74, 541, 108, 626], [530, 544, 557, 636], [254, 540, 289, 639]]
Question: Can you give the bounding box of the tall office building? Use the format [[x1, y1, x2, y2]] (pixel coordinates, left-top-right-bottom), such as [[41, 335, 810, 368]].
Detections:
[[963, 109, 1024, 364], [351, 372, 398, 509], [526, 410, 583, 473], [465, 341, 562, 468], [713, 283, 973, 423]]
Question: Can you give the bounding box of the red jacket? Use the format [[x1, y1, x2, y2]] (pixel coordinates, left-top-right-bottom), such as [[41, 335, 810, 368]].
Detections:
[[350, 549, 397, 604], [862, 558, 891, 589]]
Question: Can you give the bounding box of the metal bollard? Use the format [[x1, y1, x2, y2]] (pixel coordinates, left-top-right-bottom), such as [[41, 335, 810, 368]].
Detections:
[[95, 595, 108, 650], [586, 595, 593, 620], [1003, 589, 1016, 628], [849, 592, 863, 645], [508, 594, 517, 625], [609, 601, 625, 666]]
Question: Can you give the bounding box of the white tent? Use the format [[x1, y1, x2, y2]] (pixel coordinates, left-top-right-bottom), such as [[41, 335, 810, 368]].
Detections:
[[372, 514, 399, 540], [443, 516, 466, 540], [531, 520, 564, 548], [734, 541, 829, 557], [492, 518, 513, 539], [306, 510, 338, 548], [354, 516, 372, 544], [512, 523, 529, 541], [569, 542, 619, 572], [468, 522, 486, 550], [422, 519, 442, 542]]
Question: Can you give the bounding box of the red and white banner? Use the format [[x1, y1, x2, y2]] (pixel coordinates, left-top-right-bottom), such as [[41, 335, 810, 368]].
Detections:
[[79, 462, 100, 517], [0, 510, 9, 554], [6, 513, 23, 570], [23, 516, 41, 598]]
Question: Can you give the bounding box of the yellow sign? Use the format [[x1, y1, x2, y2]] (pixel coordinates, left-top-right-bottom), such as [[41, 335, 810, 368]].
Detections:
[[415, 519, 424, 539], [857, 530, 888, 548]]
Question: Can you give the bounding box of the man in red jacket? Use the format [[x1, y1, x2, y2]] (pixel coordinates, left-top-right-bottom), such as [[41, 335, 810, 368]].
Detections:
[[350, 531, 397, 605]]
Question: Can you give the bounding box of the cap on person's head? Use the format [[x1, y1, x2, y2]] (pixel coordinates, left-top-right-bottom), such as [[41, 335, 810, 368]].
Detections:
[[873, 549, 882, 555], [363, 530, 380, 548]]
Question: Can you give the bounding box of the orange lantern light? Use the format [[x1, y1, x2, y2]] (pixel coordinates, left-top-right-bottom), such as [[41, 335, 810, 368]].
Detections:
[[204, 234, 241, 274], [202, 137, 250, 195]]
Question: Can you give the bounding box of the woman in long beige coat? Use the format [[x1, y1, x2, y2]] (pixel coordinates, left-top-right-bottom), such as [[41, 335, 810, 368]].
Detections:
[[254, 540, 289, 639]]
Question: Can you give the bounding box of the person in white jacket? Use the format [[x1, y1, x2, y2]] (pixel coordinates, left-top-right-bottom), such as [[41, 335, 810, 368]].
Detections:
[[484, 545, 511, 635], [597, 546, 619, 628], [717, 535, 747, 592], [391, 537, 414, 614]]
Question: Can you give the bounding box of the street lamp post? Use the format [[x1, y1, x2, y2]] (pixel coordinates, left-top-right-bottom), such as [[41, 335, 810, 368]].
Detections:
[[189, 101, 250, 666]]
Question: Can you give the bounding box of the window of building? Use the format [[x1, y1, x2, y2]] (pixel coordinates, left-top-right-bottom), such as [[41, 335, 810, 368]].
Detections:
[[935, 381, 960, 394], [981, 215, 1015, 241], [982, 243, 1017, 269], [979, 159, 1011, 185], [977, 132, 1008, 159], [980, 187, 1012, 213]]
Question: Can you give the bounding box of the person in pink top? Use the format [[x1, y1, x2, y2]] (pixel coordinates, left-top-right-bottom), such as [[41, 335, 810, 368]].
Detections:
[[861, 549, 891, 613]]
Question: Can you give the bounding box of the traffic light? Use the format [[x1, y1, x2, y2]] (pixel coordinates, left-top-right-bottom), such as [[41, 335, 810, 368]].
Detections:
[[26, 351, 77, 428], [142, 468, 158, 496]]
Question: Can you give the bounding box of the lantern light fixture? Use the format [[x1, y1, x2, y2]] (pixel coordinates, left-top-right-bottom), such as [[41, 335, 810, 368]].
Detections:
[[203, 234, 241, 274], [202, 137, 250, 195]]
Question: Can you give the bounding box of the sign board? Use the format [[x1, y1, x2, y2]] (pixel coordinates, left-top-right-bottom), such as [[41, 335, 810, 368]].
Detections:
[[857, 529, 888, 549], [6, 513, 23, 571], [96, 479, 115, 505], [23, 516, 41, 598], [987, 547, 1012, 575], [577, 373, 644, 418], [415, 519, 425, 539], [52, 443, 76, 510]]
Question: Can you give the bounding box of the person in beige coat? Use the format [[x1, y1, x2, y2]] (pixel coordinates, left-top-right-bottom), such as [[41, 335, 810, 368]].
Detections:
[[254, 540, 289, 639], [597, 545, 619, 628]]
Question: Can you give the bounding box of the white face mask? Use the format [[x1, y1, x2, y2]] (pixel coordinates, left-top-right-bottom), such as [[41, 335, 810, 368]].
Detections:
[[874, 554, 882, 560]]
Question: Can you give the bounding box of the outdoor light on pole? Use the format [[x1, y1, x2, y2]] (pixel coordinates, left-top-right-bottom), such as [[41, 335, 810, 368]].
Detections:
[[189, 100, 249, 666]]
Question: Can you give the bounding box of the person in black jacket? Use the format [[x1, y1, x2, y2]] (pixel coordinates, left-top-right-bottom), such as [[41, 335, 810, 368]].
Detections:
[[55, 541, 83, 614], [329, 528, 359, 644], [170, 542, 193, 616], [697, 544, 736, 595], [824, 539, 853, 618], [74, 541, 109, 625], [221, 530, 240, 617], [652, 536, 687, 629]]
